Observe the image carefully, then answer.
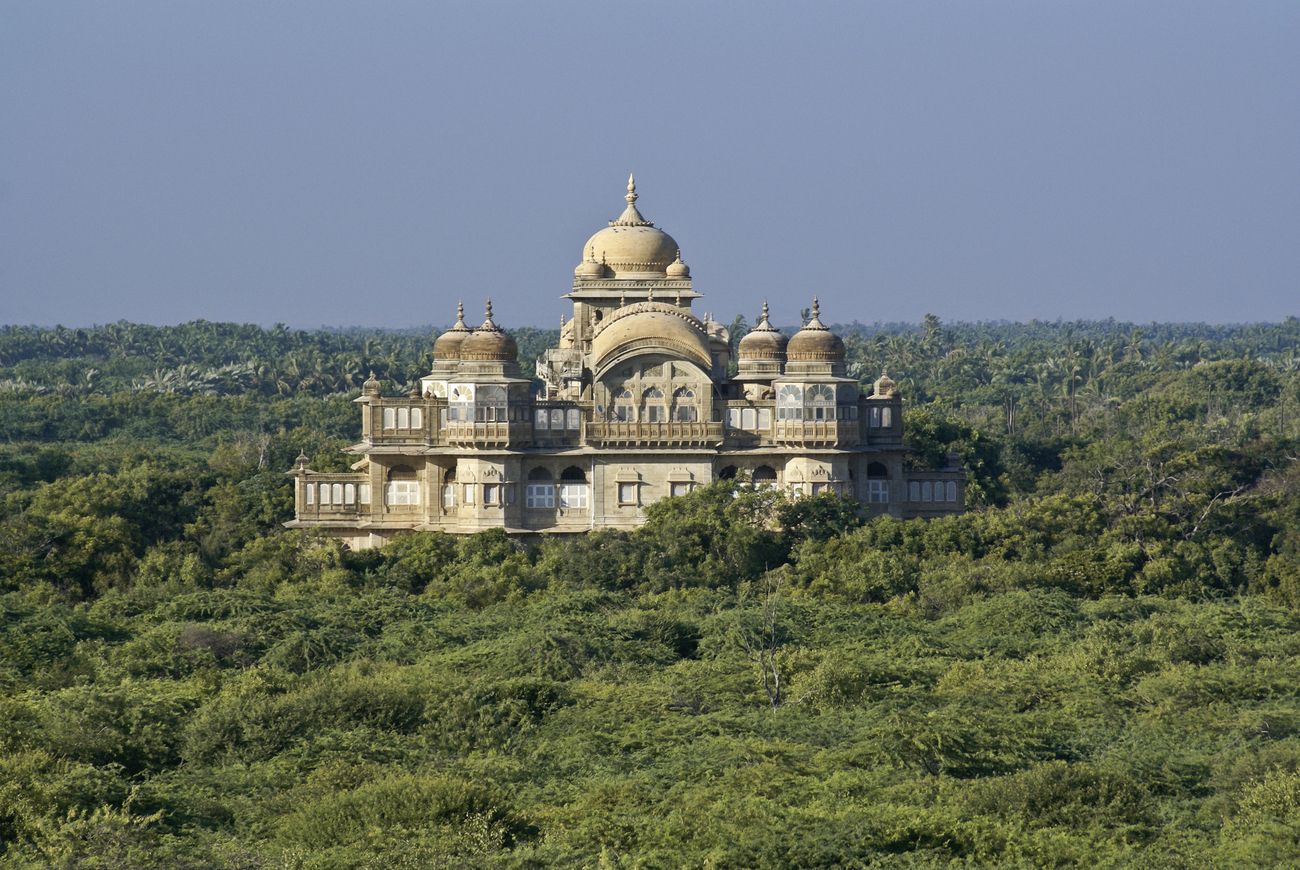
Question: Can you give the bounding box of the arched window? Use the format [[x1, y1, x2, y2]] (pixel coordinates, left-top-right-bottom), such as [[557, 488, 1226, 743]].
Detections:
[[806, 384, 835, 420], [525, 467, 555, 509], [718, 465, 738, 480], [752, 465, 777, 489], [777, 385, 803, 421], [672, 387, 697, 422], [385, 464, 420, 507], [946, 481, 958, 503], [559, 466, 589, 509], [642, 387, 666, 423], [613, 388, 634, 422], [449, 385, 473, 422], [866, 462, 889, 504], [442, 468, 456, 509]]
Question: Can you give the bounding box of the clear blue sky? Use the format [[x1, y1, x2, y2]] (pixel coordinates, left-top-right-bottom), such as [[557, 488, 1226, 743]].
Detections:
[[2, 1, 1297, 328]]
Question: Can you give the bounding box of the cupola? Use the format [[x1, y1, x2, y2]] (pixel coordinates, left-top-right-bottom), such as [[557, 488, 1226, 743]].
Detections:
[[460, 300, 519, 362], [433, 302, 472, 361]]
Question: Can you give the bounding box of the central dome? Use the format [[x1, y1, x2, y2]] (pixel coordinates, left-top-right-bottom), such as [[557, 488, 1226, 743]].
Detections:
[[579, 175, 681, 279]]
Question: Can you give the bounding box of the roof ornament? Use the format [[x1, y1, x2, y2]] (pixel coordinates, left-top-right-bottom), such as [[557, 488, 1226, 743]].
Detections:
[[676, 290, 683, 305], [481, 298, 498, 330], [807, 297, 826, 329], [619, 288, 627, 307], [453, 301, 468, 330], [611, 172, 653, 227]]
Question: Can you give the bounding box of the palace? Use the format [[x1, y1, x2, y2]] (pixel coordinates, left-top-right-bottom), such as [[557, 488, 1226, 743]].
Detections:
[[288, 177, 964, 547]]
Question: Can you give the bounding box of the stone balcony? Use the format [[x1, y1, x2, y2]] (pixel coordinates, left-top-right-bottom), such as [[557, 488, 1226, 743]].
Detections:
[[771, 420, 860, 448], [583, 420, 724, 448]]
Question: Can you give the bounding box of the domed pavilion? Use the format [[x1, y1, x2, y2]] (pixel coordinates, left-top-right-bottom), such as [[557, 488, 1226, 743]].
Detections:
[[289, 177, 964, 547]]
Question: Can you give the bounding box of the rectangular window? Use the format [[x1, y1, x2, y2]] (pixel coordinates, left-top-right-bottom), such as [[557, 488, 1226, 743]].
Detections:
[[741, 408, 756, 429], [525, 483, 555, 509], [670, 482, 691, 498], [332, 483, 343, 504], [559, 483, 588, 509], [946, 481, 958, 503], [442, 483, 455, 509], [922, 481, 933, 502], [535, 409, 548, 429], [909, 481, 921, 502], [305, 483, 314, 505], [869, 407, 881, 427], [566, 408, 580, 430], [385, 481, 419, 506], [618, 482, 638, 505], [550, 409, 564, 430], [868, 480, 889, 503], [439, 408, 447, 429], [757, 408, 771, 430], [397, 407, 410, 429], [344, 483, 356, 505], [811, 482, 828, 495], [727, 408, 741, 429], [645, 405, 665, 423], [359, 484, 371, 505], [463, 484, 475, 505], [319, 484, 331, 505], [411, 408, 423, 430], [383, 407, 396, 429], [882, 407, 893, 427], [483, 484, 500, 506]]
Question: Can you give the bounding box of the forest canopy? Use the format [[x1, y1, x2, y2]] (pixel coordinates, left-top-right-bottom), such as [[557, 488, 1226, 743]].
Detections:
[[2, 316, 1299, 867]]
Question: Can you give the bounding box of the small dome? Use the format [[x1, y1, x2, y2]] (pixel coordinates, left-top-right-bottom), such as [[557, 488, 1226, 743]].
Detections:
[[362, 370, 382, 395], [738, 300, 787, 360], [433, 301, 472, 360], [786, 298, 845, 361], [872, 369, 898, 398], [574, 247, 611, 279], [580, 175, 680, 279], [460, 300, 519, 362], [666, 249, 690, 279]]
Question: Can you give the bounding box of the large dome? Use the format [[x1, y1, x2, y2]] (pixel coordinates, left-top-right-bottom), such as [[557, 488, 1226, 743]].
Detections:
[[579, 175, 680, 279], [589, 302, 712, 375]]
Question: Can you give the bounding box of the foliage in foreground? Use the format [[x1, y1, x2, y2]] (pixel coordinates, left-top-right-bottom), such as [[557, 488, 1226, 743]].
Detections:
[[1, 317, 1299, 867]]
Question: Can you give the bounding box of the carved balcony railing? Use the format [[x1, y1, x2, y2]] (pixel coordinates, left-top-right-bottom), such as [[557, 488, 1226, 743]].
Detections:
[[442, 420, 532, 448], [771, 420, 860, 448], [583, 420, 724, 448]]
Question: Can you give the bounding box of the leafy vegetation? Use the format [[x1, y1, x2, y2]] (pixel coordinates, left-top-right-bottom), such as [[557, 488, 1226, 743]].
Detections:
[[1, 316, 1299, 867]]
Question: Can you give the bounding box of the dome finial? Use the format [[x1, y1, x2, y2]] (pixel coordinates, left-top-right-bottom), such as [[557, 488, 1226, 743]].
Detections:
[[619, 288, 627, 307], [481, 298, 497, 330], [454, 301, 466, 328], [626, 173, 637, 204], [761, 300, 770, 323], [812, 297, 820, 319]]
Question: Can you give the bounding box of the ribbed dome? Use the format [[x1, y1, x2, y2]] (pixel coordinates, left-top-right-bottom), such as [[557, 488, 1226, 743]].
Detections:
[[433, 301, 472, 360], [460, 301, 519, 362], [579, 175, 680, 279], [362, 370, 382, 395], [738, 301, 787, 360], [786, 298, 845, 361]]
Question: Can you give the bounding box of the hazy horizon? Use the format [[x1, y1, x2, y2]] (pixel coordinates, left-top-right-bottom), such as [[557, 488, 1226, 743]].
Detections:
[[3, 2, 1298, 329]]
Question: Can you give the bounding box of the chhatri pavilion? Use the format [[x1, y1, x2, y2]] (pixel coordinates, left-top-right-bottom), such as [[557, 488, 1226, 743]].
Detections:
[[289, 176, 963, 547]]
